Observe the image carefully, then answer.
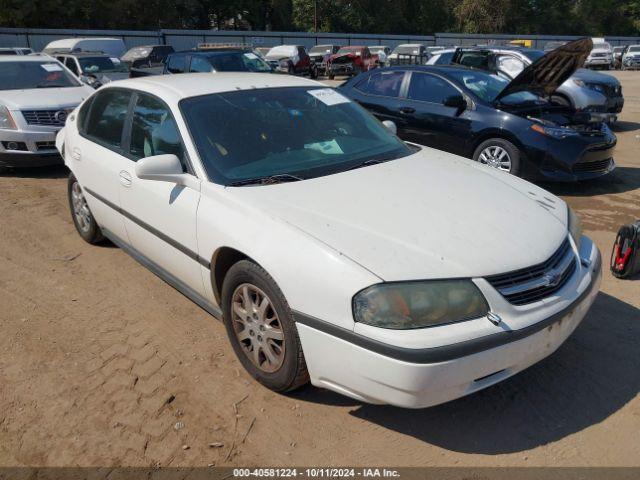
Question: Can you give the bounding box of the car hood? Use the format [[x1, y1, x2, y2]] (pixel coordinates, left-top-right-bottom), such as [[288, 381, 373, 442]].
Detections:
[[265, 54, 291, 61], [571, 68, 620, 86], [589, 47, 611, 55], [227, 148, 568, 281], [495, 38, 593, 101], [0, 85, 93, 110]]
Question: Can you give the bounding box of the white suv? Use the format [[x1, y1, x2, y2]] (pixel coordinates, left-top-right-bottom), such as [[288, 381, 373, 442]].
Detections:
[[57, 73, 601, 408], [0, 56, 93, 168]]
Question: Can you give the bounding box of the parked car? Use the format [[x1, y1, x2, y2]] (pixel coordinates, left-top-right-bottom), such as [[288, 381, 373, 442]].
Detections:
[[264, 45, 315, 77], [387, 44, 428, 66], [340, 41, 617, 182], [0, 47, 34, 56], [585, 39, 613, 70], [449, 41, 624, 123], [130, 47, 274, 78], [613, 46, 626, 69], [327, 46, 377, 79], [56, 72, 602, 408], [368, 45, 391, 67], [0, 56, 93, 168], [121, 44, 174, 69], [53, 52, 130, 88], [42, 38, 127, 58], [621, 45, 640, 70], [308, 44, 341, 76]]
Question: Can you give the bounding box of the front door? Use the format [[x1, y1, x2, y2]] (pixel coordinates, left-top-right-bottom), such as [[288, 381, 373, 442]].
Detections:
[[118, 92, 206, 297]]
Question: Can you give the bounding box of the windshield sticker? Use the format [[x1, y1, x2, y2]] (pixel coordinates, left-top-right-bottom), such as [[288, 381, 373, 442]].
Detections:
[[41, 63, 63, 72], [304, 139, 344, 155], [110, 57, 121, 63], [307, 88, 350, 106], [244, 53, 258, 60]]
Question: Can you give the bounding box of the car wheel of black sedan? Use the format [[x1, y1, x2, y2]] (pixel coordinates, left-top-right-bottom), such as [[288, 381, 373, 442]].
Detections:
[[473, 138, 521, 176]]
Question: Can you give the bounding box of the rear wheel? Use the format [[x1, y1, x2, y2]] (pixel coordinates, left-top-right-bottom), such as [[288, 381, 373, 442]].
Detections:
[[550, 94, 572, 107], [473, 138, 521, 177], [221, 260, 309, 392], [67, 174, 104, 244]]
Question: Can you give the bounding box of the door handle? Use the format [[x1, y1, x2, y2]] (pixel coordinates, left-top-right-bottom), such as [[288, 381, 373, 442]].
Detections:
[[399, 107, 415, 114], [71, 147, 81, 161], [119, 170, 132, 187]]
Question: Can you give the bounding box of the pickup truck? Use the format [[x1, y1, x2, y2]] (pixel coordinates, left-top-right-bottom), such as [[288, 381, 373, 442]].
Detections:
[[130, 47, 273, 77], [327, 46, 378, 79]]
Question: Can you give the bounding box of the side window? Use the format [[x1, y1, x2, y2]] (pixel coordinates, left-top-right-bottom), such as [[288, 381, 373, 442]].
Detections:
[[189, 56, 213, 73], [497, 55, 525, 78], [77, 97, 95, 135], [457, 52, 489, 69], [65, 58, 79, 76], [129, 93, 186, 171], [85, 89, 132, 149], [166, 54, 187, 74], [407, 73, 459, 103], [356, 71, 405, 97]]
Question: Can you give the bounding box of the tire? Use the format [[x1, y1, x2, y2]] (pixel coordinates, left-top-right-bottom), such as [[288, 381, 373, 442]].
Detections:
[[310, 65, 318, 80], [287, 63, 295, 75], [328, 72, 335, 80], [473, 138, 521, 177], [550, 94, 572, 107], [221, 260, 309, 392], [67, 173, 104, 244]]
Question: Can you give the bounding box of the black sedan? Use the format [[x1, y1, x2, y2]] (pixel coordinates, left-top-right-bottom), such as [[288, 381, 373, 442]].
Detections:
[[339, 61, 616, 181]]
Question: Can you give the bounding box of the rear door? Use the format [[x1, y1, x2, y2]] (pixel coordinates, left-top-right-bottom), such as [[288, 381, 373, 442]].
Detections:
[[350, 70, 408, 127], [70, 88, 134, 242], [399, 71, 472, 154], [118, 92, 205, 296]]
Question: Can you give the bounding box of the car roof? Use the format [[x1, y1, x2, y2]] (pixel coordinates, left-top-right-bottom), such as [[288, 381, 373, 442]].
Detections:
[[57, 51, 111, 57], [0, 55, 57, 63], [108, 72, 323, 103]]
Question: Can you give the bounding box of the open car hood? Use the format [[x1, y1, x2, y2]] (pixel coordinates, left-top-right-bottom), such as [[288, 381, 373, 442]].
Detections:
[[495, 38, 592, 102]]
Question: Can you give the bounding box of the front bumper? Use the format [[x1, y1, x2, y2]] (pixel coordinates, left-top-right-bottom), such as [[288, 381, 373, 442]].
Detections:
[[295, 241, 601, 408], [329, 62, 355, 76], [585, 58, 612, 67], [0, 128, 62, 167]]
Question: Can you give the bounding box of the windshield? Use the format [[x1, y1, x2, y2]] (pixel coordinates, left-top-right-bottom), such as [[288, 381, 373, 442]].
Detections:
[[181, 87, 411, 185], [79, 57, 129, 74], [0, 61, 80, 90], [309, 46, 332, 55], [393, 45, 423, 55], [121, 47, 151, 60], [369, 47, 386, 53], [208, 52, 272, 72], [446, 69, 542, 104], [628, 46, 640, 52]]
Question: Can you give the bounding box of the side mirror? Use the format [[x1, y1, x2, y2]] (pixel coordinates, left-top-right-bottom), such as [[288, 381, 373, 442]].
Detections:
[[135, 154, 200, 190], [443, 94, 467, 110], [382, 120, 397, 135]]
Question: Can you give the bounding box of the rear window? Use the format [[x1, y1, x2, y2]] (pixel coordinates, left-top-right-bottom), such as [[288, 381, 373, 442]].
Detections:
[[0, 61, 80, 90]]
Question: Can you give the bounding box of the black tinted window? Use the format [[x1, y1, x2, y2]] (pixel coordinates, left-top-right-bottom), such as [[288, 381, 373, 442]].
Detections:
[[167, 54, 188, 73], [189, 56, 212, 73], [407, 73, 459, 103], [432, 51, 454, 65], [356, 71, 405, 97], [85, 89, 132, 148], [130, 94, 185, 170]]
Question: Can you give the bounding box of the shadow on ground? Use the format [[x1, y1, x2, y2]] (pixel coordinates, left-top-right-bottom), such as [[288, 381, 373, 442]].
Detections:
[[541, 166, 640, 197], [0, 165, 68, 179], [611, 120, 640, 133], [295, 292, 640, 454]]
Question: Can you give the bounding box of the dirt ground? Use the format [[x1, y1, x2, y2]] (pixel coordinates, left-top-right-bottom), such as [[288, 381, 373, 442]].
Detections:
[[0, 72, 639, 468]]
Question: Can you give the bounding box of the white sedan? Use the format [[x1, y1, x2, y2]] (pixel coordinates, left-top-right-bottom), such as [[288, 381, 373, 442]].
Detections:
[[56, 73, 602, 408]]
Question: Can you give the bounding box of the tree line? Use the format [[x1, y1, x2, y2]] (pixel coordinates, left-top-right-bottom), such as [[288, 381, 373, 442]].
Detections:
[[0, 0, 638, 36]]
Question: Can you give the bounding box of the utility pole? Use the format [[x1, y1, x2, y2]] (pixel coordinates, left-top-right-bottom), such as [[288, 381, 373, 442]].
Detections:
[[314, 0, 318, 32]]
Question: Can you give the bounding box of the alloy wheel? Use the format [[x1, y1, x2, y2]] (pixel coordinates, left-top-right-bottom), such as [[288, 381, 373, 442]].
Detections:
[[478, 145, 512, 172], [71, 181, 92, 233], [231, 283, 285, 373]]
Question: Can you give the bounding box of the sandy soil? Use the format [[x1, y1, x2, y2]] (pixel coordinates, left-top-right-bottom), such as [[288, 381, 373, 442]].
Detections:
[[0, 72, 639, 468]]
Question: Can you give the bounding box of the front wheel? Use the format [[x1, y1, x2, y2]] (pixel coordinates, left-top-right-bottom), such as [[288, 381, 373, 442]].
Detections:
[[221, 260, 309, 392], [473, 138, 521, 177], [67, 174, 104, 244]]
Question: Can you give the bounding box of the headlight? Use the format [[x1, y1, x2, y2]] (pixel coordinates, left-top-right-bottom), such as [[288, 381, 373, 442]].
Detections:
[[353, 280, 489, 329], [0, 105, 17, 130], [573, 79, 605, 93], [568, 205, 583, 249], [531, 123, 580, 139]]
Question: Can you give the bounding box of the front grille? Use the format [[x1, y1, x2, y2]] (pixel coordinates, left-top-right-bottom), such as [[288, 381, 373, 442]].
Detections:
[[592, 52, 608, 58], [486, 238, 577, 305], [36, 141, 56, 151], [573, 158, 613, 174], [601, 84, 622, 97], [21, 109, 69, 126]]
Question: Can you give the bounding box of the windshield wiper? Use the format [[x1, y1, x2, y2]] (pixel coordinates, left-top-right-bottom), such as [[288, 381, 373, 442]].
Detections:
[[227, 173, 304, 187], [344, 154, 398, 172]]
